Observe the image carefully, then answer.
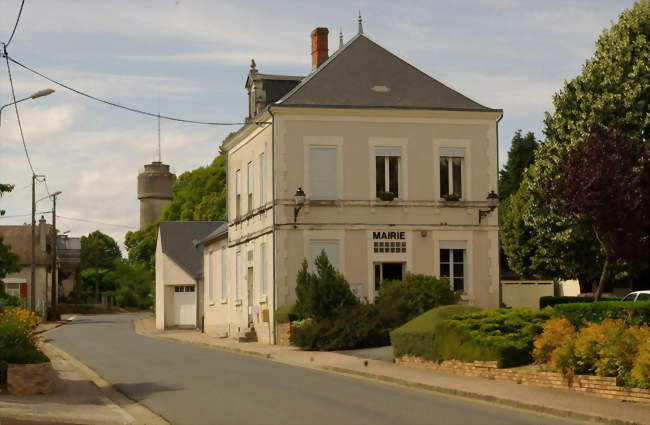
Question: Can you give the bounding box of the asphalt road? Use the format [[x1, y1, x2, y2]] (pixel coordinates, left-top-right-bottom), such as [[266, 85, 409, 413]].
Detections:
[[46, 314, 582, 425]]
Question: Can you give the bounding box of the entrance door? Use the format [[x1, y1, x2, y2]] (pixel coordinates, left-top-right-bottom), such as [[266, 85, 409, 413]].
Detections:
[[374, 262, 405, 292], [247, 267, 254, 326]]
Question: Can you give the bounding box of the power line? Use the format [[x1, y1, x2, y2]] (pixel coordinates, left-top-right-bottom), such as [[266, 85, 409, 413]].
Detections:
[[7, 55, 247, 126], [56, 215, 136, 230], [0, 211, 51, 219], [5, 0, 25, 48], [4, 54, 35, 175]]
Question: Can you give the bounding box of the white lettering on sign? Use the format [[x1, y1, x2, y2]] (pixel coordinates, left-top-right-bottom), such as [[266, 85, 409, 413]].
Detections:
[[373, 231, 406, 240]]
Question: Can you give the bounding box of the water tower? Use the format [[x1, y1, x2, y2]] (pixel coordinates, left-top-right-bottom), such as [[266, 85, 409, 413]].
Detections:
[[137, 161, 176, 229]]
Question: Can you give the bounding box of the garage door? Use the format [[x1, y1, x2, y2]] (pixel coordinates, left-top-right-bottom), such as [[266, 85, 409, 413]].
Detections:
[[173, 285, 196, 326]]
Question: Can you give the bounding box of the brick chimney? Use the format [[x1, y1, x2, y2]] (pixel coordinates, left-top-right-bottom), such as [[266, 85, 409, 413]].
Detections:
[[311, 27, 329, 69]]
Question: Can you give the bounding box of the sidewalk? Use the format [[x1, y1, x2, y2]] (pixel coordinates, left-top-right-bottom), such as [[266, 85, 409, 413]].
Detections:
[[0, 341, 134, 425], [135, 317, 650, 425]]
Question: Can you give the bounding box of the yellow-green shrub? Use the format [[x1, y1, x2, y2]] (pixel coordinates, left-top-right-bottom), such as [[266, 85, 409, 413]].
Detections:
[[532, 317, 575, 365], [630, 340, 650, 389]]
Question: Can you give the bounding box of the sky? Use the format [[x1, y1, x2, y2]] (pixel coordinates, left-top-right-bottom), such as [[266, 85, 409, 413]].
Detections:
[[0, 0, 637, 253]]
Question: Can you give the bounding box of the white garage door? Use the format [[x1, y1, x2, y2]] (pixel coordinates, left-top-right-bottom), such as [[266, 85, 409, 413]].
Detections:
[[173, 285, 196, 326]]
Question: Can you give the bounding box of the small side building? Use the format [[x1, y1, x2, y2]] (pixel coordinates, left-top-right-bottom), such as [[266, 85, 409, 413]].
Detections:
[[155, 221, 224, 330]]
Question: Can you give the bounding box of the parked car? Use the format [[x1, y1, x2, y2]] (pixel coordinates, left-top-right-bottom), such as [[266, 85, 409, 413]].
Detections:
[[621, 290, 650, 302]]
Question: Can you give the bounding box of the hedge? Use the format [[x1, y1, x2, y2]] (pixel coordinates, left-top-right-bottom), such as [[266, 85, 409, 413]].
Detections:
[[433, 308, 552, 368], [553, 301, 650, 328], [275, 304, 296, 324], [539, 296, 620, 309], [390, 305, 480, 360]]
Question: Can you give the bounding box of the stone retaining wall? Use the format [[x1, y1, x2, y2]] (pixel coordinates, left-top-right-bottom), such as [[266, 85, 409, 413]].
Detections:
[[7, 362, 54, 395], [396, 356, 650, 404], [277, 323, 291, 346]]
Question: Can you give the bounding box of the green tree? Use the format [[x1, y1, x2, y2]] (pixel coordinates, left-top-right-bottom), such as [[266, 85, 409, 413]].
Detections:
[[498, 130, 539, 200], [507, 2, 649, 289], [0, 184, 20, 283], [124, 222, 158, 270], [294, 252, 358, 320], [81, 230, 121, 302], [161, 152, 226, 221], [104, 260, 154, 309]]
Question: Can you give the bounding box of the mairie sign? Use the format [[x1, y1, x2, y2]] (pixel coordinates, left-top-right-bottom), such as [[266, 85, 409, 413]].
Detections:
[[373, 231, 406, 240]]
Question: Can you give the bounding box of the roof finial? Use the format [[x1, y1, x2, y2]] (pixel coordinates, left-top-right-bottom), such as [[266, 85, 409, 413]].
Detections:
[[358, 11, 363, 34], [339, 26, 344, 49], [250, 58, 257, 73]]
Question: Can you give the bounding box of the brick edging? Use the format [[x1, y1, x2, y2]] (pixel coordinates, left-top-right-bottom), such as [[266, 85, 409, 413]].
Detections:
[[396, 356, 650, 404]]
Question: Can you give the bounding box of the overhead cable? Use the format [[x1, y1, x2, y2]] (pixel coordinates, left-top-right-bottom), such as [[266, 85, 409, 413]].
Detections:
[[4, 54, 35, 175], [4, 0, 25, 48], [7, 55, 247, 126], [56, 215, 136, 229]]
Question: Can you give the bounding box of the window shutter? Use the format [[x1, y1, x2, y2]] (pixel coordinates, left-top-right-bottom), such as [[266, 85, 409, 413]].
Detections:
[[440, 147, 465, 157], [375, 146, 401, 157], [259, 152, 265, 205], [247, 162, 253, 195], [309, 240, 340, 271], [221, 247, 227, 299], [310, 146, 337, 200], [440, 241, 467, 250]]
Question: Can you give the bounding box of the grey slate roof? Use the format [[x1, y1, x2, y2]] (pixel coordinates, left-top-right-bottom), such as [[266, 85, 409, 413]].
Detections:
[[277, 33, 500, 112], [159, 221, 225, 279], [195, 222, 228, 246]]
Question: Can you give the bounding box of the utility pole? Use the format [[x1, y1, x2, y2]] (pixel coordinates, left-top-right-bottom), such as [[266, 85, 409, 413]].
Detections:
[[50, 191, 62, 307], [30, 174, 35, 312]]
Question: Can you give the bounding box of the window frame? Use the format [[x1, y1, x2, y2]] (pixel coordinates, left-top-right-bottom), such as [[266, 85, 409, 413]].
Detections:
[[260, 242, 266, 296], [259, 152, 265, 206], [235, 169, 241, 218], [309, 145, 338, 200], [439, 155, 464, 199], [440, 248, 466, 293], [220, 246, 227, 301], [247, 161, 253, 212], [207, 250, 214, 303], [235, 251, 242, 302]]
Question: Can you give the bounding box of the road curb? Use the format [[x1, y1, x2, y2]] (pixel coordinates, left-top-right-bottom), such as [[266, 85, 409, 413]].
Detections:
[[42, 342, 170, 425], [321, 366, 643, 425]]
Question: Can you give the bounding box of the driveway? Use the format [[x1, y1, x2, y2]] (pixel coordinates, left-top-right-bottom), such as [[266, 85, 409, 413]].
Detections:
[[45, 314, 581, 425]]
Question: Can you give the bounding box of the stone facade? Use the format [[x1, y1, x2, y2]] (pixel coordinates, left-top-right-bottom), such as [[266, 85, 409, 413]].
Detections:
[[396, 356, 650, 404]]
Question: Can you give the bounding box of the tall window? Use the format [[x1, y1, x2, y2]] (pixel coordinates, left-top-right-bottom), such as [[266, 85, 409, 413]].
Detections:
[[440, 148, 464, 199], [235, 251, 242, 301], [247, 161, 253, 212], [259, 152, 265, 206], [260, 243, 266, 296], [440, 248, 465, 292], [310, 146, 337, 200], [208, 251, 214, 302], [375, 147, 401, 198], [221, 247, 227, 300], [235, 169, 241, 218]]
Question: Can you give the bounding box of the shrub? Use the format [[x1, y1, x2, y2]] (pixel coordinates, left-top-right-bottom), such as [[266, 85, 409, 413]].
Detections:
[[390, 305, 481, 360], [290, 304, 389, 350], [0, 307, 48, 364], [376, 273, 460, 329], [0, 360, 6, 390], [553, 301, 650, 328], [630, 340, 650, 389], [275, 304, 296, 324], [539, 317, 650, 386], [532, 317, 575, 365], [294, 252, 358, 321], [539, 296, 620, 309], [433, 308, 552, 367], [0, 294, 23, 313]]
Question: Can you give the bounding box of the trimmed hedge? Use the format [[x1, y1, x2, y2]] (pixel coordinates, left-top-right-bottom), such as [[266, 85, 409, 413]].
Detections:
[[390, 305, 480, 360], [539, 296, 620, 309], [433, 308, 552, 368], [553, 301, 650, 328]]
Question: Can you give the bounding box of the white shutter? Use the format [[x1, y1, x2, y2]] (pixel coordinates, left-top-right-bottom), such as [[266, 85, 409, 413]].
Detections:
[[208, 251, 213, 301], [260, 243, 266, 296], [221, 247, 227, 299], [259, 152, 265, 205], [309, 240, 340, 271], [236, 251, 242, 300], [247, 162, 253, 195], [375, 146, 401, 157], [440, 147, 465, 157], [235, 170, 241, 195], [310, 146, 337, 200]]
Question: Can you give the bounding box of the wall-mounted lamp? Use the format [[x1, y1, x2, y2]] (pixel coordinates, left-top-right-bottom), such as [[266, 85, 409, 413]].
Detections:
[[294, 187, 306, 223], [478, 190, 499, 224]]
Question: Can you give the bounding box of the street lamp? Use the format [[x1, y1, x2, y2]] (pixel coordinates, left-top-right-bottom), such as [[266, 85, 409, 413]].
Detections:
[[478, 190, 500, 224], [294, 187, 306, 223], [0, 88, 55, 126]]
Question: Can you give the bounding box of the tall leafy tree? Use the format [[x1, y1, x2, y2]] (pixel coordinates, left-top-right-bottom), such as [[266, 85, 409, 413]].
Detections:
[[0, 184, 20, 283], [81, 230, 121, 302], [498, 130, 539, 200], [507, 2, 649, 290], [545, 125, 649, 299], [124, 222, 158, 270]]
